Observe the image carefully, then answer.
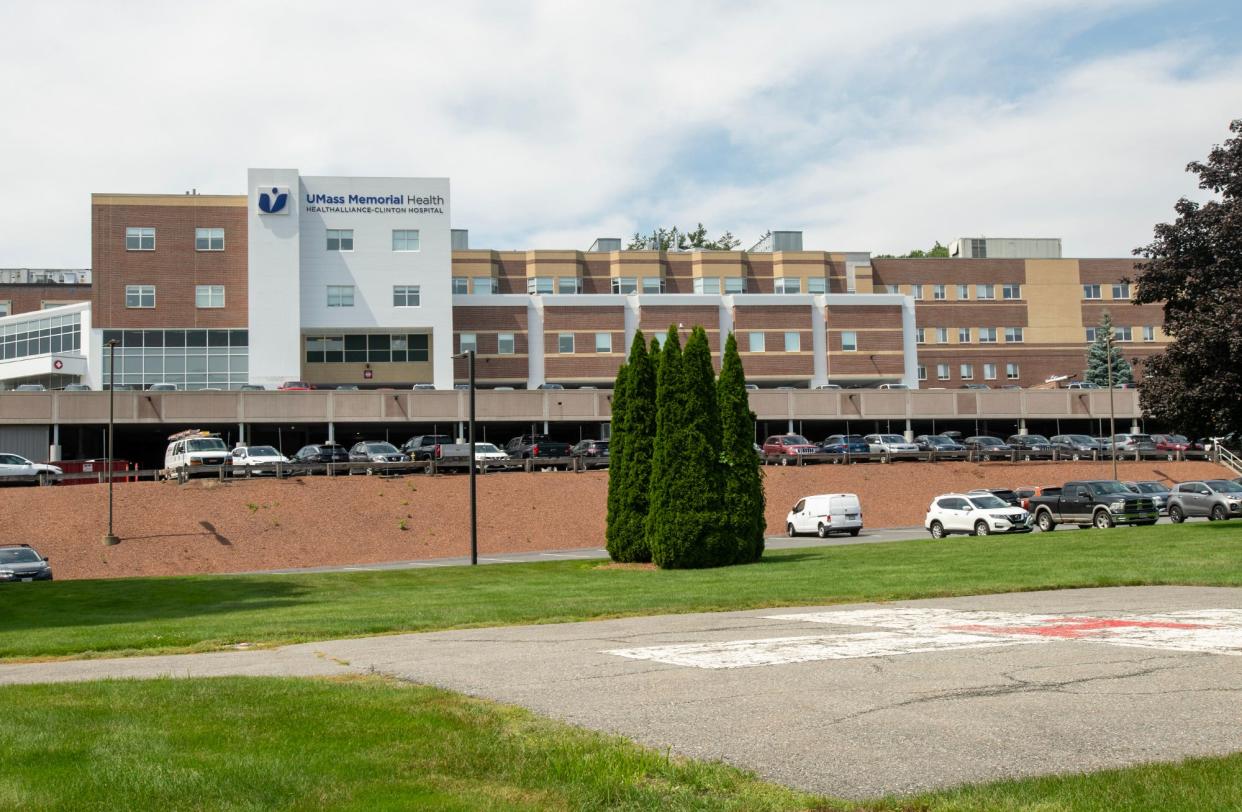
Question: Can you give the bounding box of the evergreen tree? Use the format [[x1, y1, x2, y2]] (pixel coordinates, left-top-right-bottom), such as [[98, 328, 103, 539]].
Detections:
[[1085, 311, 1134, 387], [718, 333, 766, 562], [605, 332, 655, 562]]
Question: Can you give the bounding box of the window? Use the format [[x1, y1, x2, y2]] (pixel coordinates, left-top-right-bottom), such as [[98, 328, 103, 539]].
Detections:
[[748, 332, 765, 353], [558, 333, 574, 354], [976, 284, 995, 300], [1083, 284, 1102, 300], [459, 333, 477, 353], [806, 277, 826, 294], [326, 229, 354, 251], [125, 285, 155, 308], [960, 363, 974, 380], [1006, 363, 1020, 380], [971, 238, 987, 258], [195, 285, 224, 308], [497, 333, 515, 355], [195, 228, 224, 251], [932, 284, 946, 301], [693, 277, 721, 294], [0, 301, 9, 317], [527, 277, 554, 295], [910, 284, 924, 300], [883, 284, 899, 294], [956, 284, 970, 300], [1112, 282, 1130, 300], [655, 332, 668, 347], [393, 285, 420, 307], [917, 365, 927, 381], [983, 363, 997, 380], [937, 363, 950, 380], [326, 285, 354, 307], [452, 277, 469, 295], [642, 277, 664, 294], [784, 332, 800, 352], [125, 227, 155, 251], [916, 327, 926, 344], [595, 333, 612, 353], [1085, 327, 1097, 342], [774, 277, 801, 294], [392, 229, 420, 251], [1114, 326, 1133, 342], [472, 277, 496, 295], [935, 327, 949, 344], [979, 327, 998, 343], [611, 277, 637, 294], [1143, 325, 1156, 342], [1002, 283, 1021, 299], [724, 277, 746, 295], [557, 277, 581, 294], [1004, 327, 1024, 343], [958, 327, 972, 343], [841, 331, 857, 352]]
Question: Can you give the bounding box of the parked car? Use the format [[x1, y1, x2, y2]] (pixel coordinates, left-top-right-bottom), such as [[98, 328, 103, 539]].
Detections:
[[1110, 433, 1158, 456], [967, 488, 1022, 507], [401, 434, 455, 460], [0, 454, 62, 486], [862, 433, 920, 457], [915, 434, 967, 455], [336, 385, 360, 391], [1013, 485, 1061, 511], [536, 383, 565, 390], [1028, 480, 1160, 530], [818, 434, 870, 456], [411, 383, 437, 391], [744, 384, 759, 391], [963, 436, 1013, 459], [278, 381, 314, 391], [292, 443, 351, 471], [785, 493, 862, 538], [239, 384, 266, 391], [0, 545, 53, 582], [348, 441, 410, 464], [147, 383, 177, 392], [13, 384, 46, 392], [761, 434, 819, 464], [228, 445, 290, 475], [1049, 434, 1103, 460], [924, 493, 1031, 538], [570, 439, 610, 461], [961, 383, 991, 390], [1167, 480, 1242, 523], [1005, 434, 1054, 459], [503, 434, 572, 461], [62, 383, 91, 392], [876, 383, 909, 390], [1123, 480, 1172, 515], [814, 384, 842, 390], [164, 430, 230, 475], [1064, 381, 1100, 390], [473, 443, 511, 464], [1150, 434, 1191, 458]]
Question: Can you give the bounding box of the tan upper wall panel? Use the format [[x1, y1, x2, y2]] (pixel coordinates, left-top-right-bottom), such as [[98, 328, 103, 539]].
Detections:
[[1024, 259, 1084, 344]]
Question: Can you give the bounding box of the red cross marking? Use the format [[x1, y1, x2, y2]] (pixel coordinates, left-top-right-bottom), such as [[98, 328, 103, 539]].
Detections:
[[948, 617, 1210, 639]]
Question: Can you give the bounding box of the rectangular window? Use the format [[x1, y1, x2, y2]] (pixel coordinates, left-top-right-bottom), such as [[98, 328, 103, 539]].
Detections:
[[724, 277, 746, 295], [1006, 363, 1020, 380], [459, 333, 477, 354], [326, 229, 354, 251], [841, 331, 858, 352], [344, 334, 366, 363], [642, 277, 664, 294], [883, 284, 899, 294], [748, 332, 765, 353], [1112, 282, 1130, 299], [1143, 325, 1155, 342], [976, 284, 995, 300], [595, 332, 612, 353], [408, 334, 429, 362], [1002, 283, 1022, 299], [393, 285, 420, 307], [806, 277, 826, 295], [784, 331, 800, 352], [917, 365, 927, 381], [958, 327, 972, 343], [910, 284, 923, 300], [956, 284, 970, 300], [774, 277, 802, 294], [124, 285, 155, 308], [916, 327, 926, 344], [194, 228, 224, 251], [971, 238, 987, 258], [557, 277, 581, 294], [451, 277, 469, 295], [1114, 326, 1133, 342], [195, 285, 224, 308], [1004, 327, 1024, 343], [932, 284, 946, 300], [979, 327, 998, 343], [936, 327, 949, 344], [326, 285, 354, 307], [937, 363, 950, 380], [1085, 327, 1097, 342], [983, 363, 997, 380], [611, 277, 637, 294], [558, 333, 574, 354], [960, 363, 974, 380], [694, 276, 721, 294], [473, 277, 496, 295], [1083, 284, 1101, 300], [392, 229, 420, 251], [0, 301, 9, 317], [527, 277, 553, 295], [125, 227, 155, 251], [497, 333, 515, 355]]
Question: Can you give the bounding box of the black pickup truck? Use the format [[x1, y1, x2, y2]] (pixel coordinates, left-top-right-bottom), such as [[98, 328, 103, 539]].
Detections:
[[503, 434, 571, 461], [1028, 480, 1160, 531]]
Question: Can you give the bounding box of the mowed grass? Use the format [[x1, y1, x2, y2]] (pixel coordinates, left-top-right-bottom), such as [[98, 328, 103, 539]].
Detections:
[[2, 676, 1240, 812], [3, 522, 1241, 661]]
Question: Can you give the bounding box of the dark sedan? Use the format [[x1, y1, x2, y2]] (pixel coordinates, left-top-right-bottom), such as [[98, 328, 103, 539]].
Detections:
[[915, 434, 967, 454], [292, 443, 350, 473], [964, 436, 1013, 459], [0, 545, 53, 582], [348, 441, 410, 464], [570, 439, 610, 459], [1006, 434, 1054, 459], [1049, 434, 1103, 460]]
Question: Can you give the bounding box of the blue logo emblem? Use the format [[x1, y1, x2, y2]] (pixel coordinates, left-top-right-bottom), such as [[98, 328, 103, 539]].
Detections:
[[258, 186, 289, 214]]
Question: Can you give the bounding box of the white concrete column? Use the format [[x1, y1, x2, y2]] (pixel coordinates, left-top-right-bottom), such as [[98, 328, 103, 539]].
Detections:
[[811, 295, 828, 387], [527, 297, 545, 388], [900, 295, 919, 388]]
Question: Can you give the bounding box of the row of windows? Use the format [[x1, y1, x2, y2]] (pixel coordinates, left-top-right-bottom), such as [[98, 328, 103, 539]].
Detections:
[[100, 341, 250, 390], [1083, 283, 1131, 300], [305, 334, 430, 364], [1086, 326, 1157, 342], [0, 314, 82, 361], [916, 363, 1021, 381], [126, 285, 226, 309], [100, 329, 249, 348], [124, 227, 422, 253], [916, 327, 1025, 344], [466, 277, 832, 296], [887, 283, 1024, 300]]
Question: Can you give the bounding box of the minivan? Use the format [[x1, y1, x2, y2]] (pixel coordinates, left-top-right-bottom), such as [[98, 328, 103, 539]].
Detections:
[[785, 493, 863, 538]]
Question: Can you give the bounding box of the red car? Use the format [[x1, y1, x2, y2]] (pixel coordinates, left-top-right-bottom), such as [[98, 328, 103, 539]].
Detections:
[[278, 381, 315, 391], [761, 434, 818, 465], [1150, 434, 1190, 454]]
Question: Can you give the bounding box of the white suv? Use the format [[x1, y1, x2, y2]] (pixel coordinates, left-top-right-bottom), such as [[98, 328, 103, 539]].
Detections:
[[863, 433, 920, 457], [925, 492, 1032, 538]]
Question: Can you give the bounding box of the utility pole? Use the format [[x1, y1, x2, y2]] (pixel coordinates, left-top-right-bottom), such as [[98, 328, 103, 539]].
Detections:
[[1107, 330, 1118, 481], [103, 339, 120, 546]]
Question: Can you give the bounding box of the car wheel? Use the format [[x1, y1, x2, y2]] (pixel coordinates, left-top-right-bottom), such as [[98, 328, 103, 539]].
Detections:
[[1093, 510, 1114, 529], [36, 472, 50, 487], [817, 523, 829, 538], [929, 521, 945, 539], [1211, 504, 1227, 521], [1169, 505, 1185, 524], [1036, 511, 1055, 532], [974, 520, 990, 537], [779, 455, 790, 466], [786, 523, 797, 538], [848, 528, 860, 537], [1071, 453, 1080, 461]]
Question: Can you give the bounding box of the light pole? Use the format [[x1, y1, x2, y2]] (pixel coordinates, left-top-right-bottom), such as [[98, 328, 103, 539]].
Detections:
[[1106, 329, 1118, 481], [103, 339, 120, 546], [452, 350, 477, 565]]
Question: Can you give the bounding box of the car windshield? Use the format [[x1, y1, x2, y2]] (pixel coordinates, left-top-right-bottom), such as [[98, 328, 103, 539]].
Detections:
[[1066, 435, 1094, 444], [975, 437, 1002, 446], [1025, 435, 1050, 443], [1134, 482, 1168, 493], [969, 495, 1009, 509], [925, 436, 953, 445], [1087, 481, 1128, 496], [0, 548, 41, 564], [782, 436, 810, 445], [1207, 480, 1242, 493], [879, 435, 905, 443], [367, 443, 400, 454], [1165, 435, 1188, 443], [186, 438, 226, 452], [476, 444, 501, 453], [248, 446, 280, 457]]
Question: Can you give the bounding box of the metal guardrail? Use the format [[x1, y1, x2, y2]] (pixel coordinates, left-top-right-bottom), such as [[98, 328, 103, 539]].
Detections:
[[760, 449, 1212, 466], [1218, 447, 1242, 477]]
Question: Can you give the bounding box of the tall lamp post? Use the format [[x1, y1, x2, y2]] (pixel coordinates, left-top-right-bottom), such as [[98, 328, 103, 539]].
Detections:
[[451, 350, 477, 565], [103, 339, 120, 546], [1106, 329, 1118, 481]]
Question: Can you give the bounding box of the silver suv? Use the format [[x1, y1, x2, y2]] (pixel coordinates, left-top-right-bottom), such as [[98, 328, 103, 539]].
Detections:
[[0, 545, 53, 582], [1167, 480, 1242, 523]]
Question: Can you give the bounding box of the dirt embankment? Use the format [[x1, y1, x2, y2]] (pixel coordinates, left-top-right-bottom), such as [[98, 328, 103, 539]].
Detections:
[[0, 460, 1230, 580]]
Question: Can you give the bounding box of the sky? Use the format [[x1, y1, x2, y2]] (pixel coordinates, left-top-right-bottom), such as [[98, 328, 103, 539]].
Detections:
[[1, 0, 1239, 267]]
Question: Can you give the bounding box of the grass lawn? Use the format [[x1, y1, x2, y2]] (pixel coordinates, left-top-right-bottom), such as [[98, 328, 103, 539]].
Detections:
[[2, 522, 1241, 661], [2, 676, 1240, 811]]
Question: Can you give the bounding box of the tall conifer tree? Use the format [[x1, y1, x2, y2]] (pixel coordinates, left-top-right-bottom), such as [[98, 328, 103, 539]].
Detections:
[[605, 332, 655, 562], [718, 333, 765, 562]]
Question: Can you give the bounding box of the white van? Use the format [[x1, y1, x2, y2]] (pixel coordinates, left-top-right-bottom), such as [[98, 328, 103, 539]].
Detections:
[[164, 430, 230, 475], [785, 493, 863, 538]]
